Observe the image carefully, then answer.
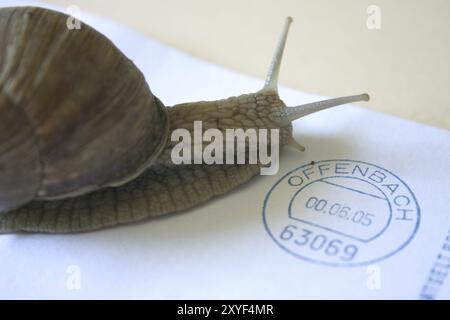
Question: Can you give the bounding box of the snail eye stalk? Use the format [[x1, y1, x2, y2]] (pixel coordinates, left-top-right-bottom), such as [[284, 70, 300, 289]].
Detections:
[[261, 16, 293, 93], [260, 17, 370, 125], [279, 93, 370, 126]]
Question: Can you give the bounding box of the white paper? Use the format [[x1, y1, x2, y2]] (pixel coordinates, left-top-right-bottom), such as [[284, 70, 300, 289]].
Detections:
[[1, 0, 449, 299]]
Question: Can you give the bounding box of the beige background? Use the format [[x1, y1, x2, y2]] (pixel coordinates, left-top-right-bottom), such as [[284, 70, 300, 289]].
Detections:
[[45, 0, 450, 130]]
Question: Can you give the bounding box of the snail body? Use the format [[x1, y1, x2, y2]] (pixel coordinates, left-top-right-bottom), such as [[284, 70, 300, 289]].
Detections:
[[0, 7, 369, 233]]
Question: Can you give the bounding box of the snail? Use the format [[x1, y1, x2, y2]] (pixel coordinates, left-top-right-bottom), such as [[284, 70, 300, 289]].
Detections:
[[0, 7, 369, 234]]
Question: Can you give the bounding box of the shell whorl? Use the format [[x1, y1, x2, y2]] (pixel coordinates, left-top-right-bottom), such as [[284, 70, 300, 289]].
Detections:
[[0, 91, 41, 212], [0, 6, 169, 209]]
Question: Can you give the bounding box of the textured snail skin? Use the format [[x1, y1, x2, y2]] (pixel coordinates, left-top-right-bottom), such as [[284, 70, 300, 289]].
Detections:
[[0, 92, 292, 233]]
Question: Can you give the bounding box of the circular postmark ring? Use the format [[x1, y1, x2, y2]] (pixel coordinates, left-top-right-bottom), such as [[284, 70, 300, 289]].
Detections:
[[262, 159, 420, 267]]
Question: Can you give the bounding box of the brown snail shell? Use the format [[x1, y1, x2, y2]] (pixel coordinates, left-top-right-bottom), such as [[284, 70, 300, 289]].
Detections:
[[0, 6, 168, 212], [0, 8, 369, 233]]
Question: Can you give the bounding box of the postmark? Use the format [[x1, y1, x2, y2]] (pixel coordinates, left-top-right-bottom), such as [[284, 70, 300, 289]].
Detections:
[[262, 159, 420, 267]]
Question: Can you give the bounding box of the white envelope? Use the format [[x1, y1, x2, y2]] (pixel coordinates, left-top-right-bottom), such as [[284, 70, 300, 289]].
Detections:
[[0, 0, 449, 299]]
